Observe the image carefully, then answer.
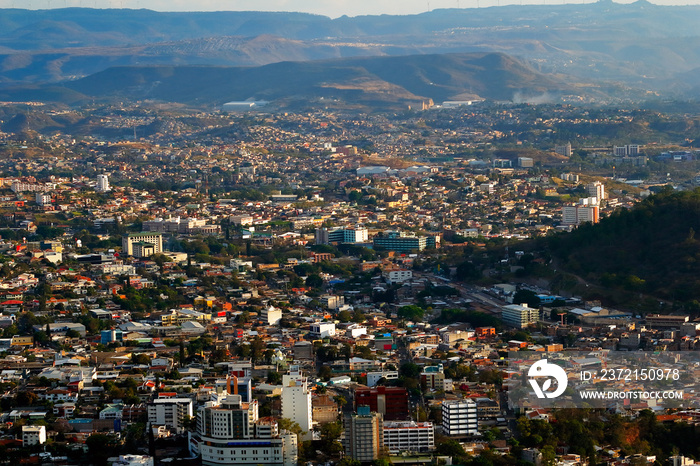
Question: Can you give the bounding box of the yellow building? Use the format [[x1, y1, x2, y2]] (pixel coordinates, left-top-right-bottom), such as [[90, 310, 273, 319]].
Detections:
[[161, 309, 211, 326], [11, 336, 34, 347]]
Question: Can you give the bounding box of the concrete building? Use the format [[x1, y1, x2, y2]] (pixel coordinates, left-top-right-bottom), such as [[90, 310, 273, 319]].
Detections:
[[36, 192, 51, 206], [96, 174, 110, 193], [312, 394, 338, 425], [122, 233, 163, 257], [383, 421, 435, 454], [261, 305, 282, 326], [309, 322, 336, 338], [586, 181, 605, 201], [343, 407, 385, 462], [442, 399, 478, 437], [502, 304, 540, 329], [281, 367, 312, 440], [373, 231, 427, 253], [197, 395, 297, 466], [147, 398, 193, 434], [554, 143, 572, 157], [22, 425, 46, 446], [354, 386, 409, 421], [315, 226, 369, 245]]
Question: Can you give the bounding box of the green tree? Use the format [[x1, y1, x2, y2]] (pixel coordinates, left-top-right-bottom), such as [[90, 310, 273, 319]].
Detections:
[[397, 305, 424, 321]]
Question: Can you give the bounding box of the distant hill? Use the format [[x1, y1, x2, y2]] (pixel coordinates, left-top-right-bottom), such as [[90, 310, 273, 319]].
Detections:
[[1, 3, 700, 96], [43, 52, 575, 110], [543, 188, 700, 307]]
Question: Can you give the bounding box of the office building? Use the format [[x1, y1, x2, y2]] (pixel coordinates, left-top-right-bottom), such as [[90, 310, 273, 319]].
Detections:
[[354, 386, 409, 421], [442, 399, 478, 437], [373, 231, 427, 253], [96, 174, 110, 193], [502, 304, 540, 329], [122, 232, 163, 256], [383, 421, 435, 454], [197, 395, 297, 466], [315, 226, 369, 245], [343, 407, 384, 462]]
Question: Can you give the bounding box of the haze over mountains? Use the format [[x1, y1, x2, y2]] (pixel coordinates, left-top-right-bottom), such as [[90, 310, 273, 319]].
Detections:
[[1, 1, 700, 108]]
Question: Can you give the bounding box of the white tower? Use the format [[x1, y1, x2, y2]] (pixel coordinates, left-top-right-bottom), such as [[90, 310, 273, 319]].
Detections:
[[96, 174, 110, 193], [281, 366, 312, 440]]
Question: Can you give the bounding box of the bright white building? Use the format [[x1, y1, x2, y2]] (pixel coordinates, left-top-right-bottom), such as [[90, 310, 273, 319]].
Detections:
[[366, 371, 399, 388], [586, 181, 605, 201], [281, 367, 312, 440], [442, 399, 478, 437], [97, 174, 110, 193], [383, 269, 413, 284], [122, 232, 163, 256], [383, 421, 435, 454], [197, 395, 297, 466], [148, 398, 193, 434], [502, 303, 540, 329], [36, 192, 51, 206], [309, 322, 336, 338], [22, 425, 46, 445], [261, 305, 282, 326]]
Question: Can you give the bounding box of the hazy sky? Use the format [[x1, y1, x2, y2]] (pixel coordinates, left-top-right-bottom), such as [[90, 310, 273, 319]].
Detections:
[[6, 0, 700, 18]]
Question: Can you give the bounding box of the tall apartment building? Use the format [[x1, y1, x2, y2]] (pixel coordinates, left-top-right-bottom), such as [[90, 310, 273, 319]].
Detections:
[[561, 197, 600, 226], [196, 395, 297, 466], [555, 143, 572, 157], [148, 397, 193, 434], [122, 232, 163, 256], [442, 399, 478, 437], [36, 192, 51, 206], [96, 174, 110, 193], [586, 181, 605, 202], [502, 304, 540, 329], [281, 367, 312, 440], [343, 407, 385, 462]]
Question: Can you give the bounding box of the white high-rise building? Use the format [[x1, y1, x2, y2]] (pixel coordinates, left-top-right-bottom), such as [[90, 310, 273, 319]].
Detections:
[[502, 304, 540, 329], [442, 399, 478, 437], [281, 366, 312, 440], [147, 398, 193, 434], [196, 395, 297, 466], [586, 181, 605, 201], [36, 192, 51, 206], [97, 174, 110, 193]]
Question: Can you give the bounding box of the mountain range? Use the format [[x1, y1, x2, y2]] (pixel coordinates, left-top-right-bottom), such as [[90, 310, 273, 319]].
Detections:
[[1, 2, 700, 108]]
